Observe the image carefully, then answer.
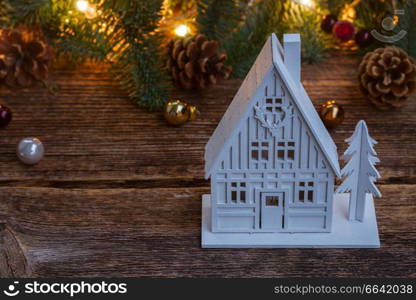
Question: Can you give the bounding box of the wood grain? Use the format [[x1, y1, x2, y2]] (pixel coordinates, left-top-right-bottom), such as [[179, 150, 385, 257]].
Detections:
[[0, 53, 415, 277]]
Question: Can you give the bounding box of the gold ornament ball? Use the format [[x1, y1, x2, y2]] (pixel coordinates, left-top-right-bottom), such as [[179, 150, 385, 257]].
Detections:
[[164, 99, 199, 125], [319, 100, 345, 129]]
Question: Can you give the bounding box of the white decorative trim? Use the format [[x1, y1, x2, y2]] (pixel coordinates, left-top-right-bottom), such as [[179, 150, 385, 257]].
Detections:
[[201, 194, 380, 248], [254, 103, 294, 137]]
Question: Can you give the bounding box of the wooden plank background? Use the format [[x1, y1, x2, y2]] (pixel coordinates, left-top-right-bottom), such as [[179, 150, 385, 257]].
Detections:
[[0, 53, 415, 277]]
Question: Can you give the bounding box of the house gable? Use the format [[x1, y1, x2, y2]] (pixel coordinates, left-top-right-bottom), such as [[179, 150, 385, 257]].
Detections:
[[212, 67, 334, 173], [205, 33, 340, 179]]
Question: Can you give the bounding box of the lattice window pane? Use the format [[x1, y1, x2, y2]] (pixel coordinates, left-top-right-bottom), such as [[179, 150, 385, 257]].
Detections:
[[230, 182, 248, 204], [276, 141, 296, 162], [231, 191, 237, 203], [240, 191, 246, 203], [298, 181, 315, 204], [307, 191, 313, 202], [266, 98, 273, 112], [266, 196, 279, 206], [288, 150, 295, 160], [265, 98, 283, 112], [251, 141, 269, 162], [252, 150, 259, 160], [299, 191, 305, 202], [261, 150, 268, 160]]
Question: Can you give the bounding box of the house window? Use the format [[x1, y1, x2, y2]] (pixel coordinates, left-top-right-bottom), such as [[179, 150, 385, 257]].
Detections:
[[230, 182, 247, 204], [265, 196, 279, 206], [265, 98, 283, 112], [298, 181, 314, 203], [251, 141, 269, 162], [277, 141, 295, 161]]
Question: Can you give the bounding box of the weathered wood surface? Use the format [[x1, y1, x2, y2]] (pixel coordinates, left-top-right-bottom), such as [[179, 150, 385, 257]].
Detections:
[[0, 53, 415, 277]]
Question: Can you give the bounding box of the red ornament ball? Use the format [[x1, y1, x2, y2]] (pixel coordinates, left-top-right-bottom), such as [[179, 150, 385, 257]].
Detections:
[[0, 104, 12, 128], [321, 14, 338, 33], [355, 29, 374, 48], [333, 20, 355, 42]]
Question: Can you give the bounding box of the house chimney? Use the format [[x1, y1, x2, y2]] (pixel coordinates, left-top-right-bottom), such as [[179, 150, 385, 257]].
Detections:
[[283, 34, 301, 85]]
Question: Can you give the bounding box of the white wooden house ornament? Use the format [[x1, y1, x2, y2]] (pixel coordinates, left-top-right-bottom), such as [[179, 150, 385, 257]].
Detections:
[[201, 33, 381, 248]]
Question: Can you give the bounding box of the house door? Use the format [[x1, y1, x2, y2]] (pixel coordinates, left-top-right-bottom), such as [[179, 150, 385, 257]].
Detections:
[[260, 192, 285, 230]]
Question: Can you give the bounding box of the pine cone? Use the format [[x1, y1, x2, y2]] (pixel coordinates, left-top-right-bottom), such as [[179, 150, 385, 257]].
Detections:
[[166, 34, 232, 89], [0, 27, 54, 88], [358, 47, 416, 110]]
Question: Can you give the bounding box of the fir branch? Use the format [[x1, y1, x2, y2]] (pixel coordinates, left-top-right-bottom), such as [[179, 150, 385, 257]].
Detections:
[[0, 1, 11, 24], [1, 0, 51, 26], [166, 0, 196, 14], [284, 2, 327, 64], [2, 0, 109, 61], [2, 0, 76, 34], [54, 21, 110, 62], [222, 0, 287, 78], [390, 0, 416, 58], [3, 0, 170, 111], [317, 0, 352, 14], [196, 0, 249, 43], [354, 0, 391, 30], [221, 0, 327, 78], [103, 0, 171, 111]]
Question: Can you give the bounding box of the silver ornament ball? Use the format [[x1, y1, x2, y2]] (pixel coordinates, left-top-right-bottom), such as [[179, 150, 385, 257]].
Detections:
[[17, 137, 45, 165]]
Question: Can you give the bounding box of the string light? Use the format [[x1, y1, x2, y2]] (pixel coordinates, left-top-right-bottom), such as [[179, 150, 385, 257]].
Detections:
[[85, 5, 97, 19], [174, 24, 190, 37], [293, 0, 315, 8], [76, 0, 89, 13], [300, 0, 313, 6], [76, 1, 97, 19]]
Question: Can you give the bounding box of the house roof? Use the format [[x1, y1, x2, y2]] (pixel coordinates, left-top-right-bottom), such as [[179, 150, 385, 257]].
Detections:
[[205, 33, 341, 179]]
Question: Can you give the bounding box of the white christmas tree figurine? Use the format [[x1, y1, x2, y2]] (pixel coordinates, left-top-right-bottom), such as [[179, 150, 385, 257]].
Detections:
[[336, 120, 382, 222]]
